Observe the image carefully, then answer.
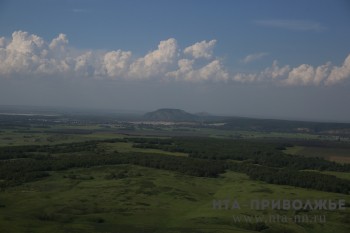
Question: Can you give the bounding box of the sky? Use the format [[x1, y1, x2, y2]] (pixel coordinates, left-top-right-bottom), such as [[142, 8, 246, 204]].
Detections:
[[0, 0, 350, 122]]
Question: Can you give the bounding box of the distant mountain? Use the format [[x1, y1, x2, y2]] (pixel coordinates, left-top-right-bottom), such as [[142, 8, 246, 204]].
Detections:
[[143, 109, 199, 122], [195, 112, 212, 116]]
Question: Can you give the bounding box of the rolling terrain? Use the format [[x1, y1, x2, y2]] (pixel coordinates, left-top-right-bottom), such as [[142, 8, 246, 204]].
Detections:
[[0, 107, 349, 232]]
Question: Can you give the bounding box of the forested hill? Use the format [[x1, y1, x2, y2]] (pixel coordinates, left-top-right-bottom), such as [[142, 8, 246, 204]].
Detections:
[[143, 109, 199, 122]]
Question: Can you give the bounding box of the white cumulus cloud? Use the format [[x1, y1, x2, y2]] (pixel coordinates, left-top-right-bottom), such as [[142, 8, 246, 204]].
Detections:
[[166, 59, 228, 82], [284, 64, 317, 86], [129, 38, 177, 79], [232, 55, 350, 86], [0, 37, 6, 47], [184, 40, 216, 59], [233, 60, 290, 83], [233, 73, 257, 83], [102, 50, 132, 78], [325, 54, 350, 85], [241, 52, 268, 64], [283, 63, 331, 86], [261, 60, 290, 79]]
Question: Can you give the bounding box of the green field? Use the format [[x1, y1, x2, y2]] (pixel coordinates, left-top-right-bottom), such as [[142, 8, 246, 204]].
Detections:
[[1, 165, 349, 233]]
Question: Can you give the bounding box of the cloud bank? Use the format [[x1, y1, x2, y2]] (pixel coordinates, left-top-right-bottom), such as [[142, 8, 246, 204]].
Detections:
[[0, 31, 227, 82], [234, 56, 350, 86], [0, 31, 349, 86]]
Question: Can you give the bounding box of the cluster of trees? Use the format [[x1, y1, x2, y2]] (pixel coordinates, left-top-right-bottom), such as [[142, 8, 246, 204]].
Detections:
[[46, 129, 95, 135], [129, 137, 173, 145], [0, 147, 226, 190], [229, 162, 350, 194]]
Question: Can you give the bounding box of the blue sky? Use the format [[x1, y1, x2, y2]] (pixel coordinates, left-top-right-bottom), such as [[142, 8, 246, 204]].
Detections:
[[0, 0, 350, 121]]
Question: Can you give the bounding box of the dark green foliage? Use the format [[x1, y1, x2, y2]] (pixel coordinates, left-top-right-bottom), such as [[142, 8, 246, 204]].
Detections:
[[170, 138, 350, 172]]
